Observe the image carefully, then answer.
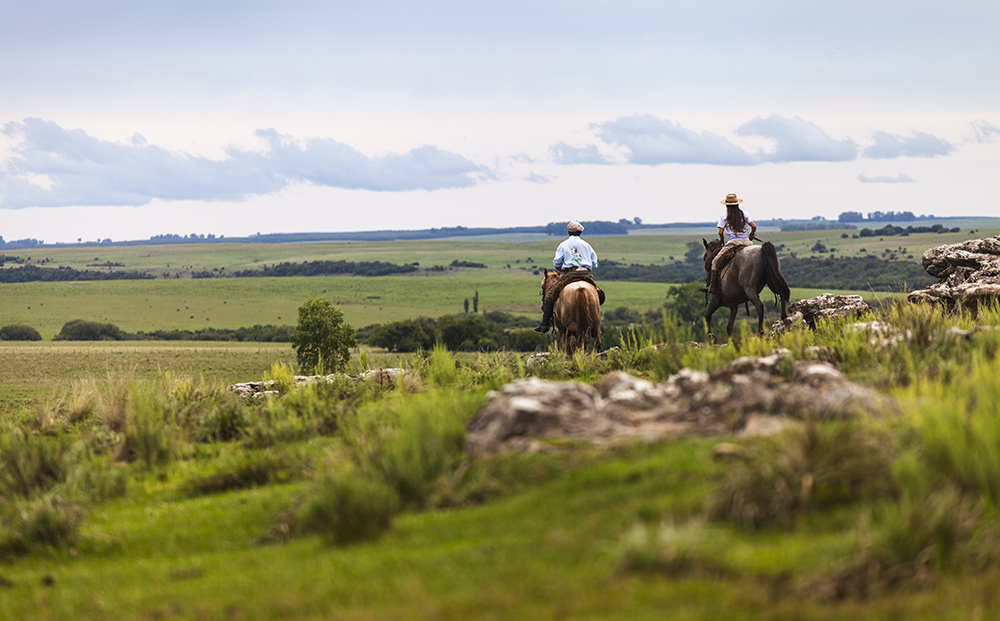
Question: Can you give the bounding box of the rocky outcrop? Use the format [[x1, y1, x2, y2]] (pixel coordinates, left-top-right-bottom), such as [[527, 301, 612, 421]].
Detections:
[[769, 293, 870, 336], [227, 368, 406, 399], [907, 236, 1000, 311], [466, 351, 891, 455]]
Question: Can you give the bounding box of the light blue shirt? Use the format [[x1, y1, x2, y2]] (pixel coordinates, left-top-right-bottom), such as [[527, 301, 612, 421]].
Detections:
[[553, 236, 598, 270]]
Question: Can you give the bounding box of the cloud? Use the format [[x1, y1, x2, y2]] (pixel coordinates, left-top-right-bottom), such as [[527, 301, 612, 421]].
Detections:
[[0, 118, 484, 209], [858, 173, 915, 184], [523, 172, 553, 184], [862, 131, 953, 159], [548, 142, 612, 165], [593, 115, 755, 166], [971, 120, 1000, 144], [736, 115, 857, 163]]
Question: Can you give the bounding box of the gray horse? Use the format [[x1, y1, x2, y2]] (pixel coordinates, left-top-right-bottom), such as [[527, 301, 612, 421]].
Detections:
[[702, 239, 790, 339]]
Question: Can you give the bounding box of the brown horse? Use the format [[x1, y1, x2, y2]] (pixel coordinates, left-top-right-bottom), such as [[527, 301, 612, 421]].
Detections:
[[702, 240, 790, 340], [541, 269, 603, 354]]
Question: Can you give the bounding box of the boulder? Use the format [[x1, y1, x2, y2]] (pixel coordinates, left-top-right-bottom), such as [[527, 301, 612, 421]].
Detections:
[[227, 368, 406, 399], [769, 293, 869, 336], [466, 352, 891, 455], [907, 235, 1000, 312]]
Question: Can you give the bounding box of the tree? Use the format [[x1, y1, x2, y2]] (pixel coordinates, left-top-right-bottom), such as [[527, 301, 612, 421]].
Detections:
[[473, 290, 479, 313], [290, 298, 356, 374], [53, 319, 123, 341], [0, 324, 42, 341], [369, 319, 436, 352]]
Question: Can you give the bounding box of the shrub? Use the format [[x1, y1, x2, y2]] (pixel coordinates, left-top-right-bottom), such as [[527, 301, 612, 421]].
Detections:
[[114, 391, 176, 470], [0, 494, 87, 558], [710, 423, 896, 530], [192, 397, 252, 443], [183, 450, 307, 497], [366, 390, 476, 507], [0, 324, 42, 341], [297, 465, 400, 546], [290, 298, 356, 374], [0, 429, 73, 499], [52, 319, 124, 341]]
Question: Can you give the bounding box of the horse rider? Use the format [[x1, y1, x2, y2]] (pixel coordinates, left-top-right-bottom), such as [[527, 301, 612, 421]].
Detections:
[[534, 221, 602, 333], [703, 193, 757, 295]]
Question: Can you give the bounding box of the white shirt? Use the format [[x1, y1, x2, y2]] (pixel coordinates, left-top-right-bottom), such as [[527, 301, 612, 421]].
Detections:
[[717, 210, 754, 241]]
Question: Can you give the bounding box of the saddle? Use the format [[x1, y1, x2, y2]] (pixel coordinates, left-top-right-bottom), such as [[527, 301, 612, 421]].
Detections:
[[547, 268, 606, 305], [712, 244, 749, 276]]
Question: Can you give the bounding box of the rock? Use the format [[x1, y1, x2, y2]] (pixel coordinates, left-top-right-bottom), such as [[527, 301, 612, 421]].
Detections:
[[908, 235, 1000, 312], [711, 442, 747, 461], [466, 353, 891, 455], [525, 352, 552, 367], [769, 294, 869, 336], [227, 368, 406, 399]]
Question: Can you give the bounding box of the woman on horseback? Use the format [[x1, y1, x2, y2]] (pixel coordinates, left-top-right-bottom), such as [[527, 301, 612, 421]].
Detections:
[[704, 193, 757, 294]]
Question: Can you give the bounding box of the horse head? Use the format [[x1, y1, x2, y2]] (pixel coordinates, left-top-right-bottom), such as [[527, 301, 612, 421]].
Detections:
[[541, 268, 559, 297], [702, 238, 722, 273]]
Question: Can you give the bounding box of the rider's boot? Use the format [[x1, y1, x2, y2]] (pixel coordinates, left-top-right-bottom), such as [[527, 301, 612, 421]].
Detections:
[[533, 298, 556, 333], [705, 270, 720, 295]]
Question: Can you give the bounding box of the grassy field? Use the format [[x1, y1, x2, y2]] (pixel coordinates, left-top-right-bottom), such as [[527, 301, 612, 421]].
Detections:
[[10, 225, 1000, 274], [2, 300, 1000, 619], [0, 342, 296, 415], [0, 271, 876, 340]]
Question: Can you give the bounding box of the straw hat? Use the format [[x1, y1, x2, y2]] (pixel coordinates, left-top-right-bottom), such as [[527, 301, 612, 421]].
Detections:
[[721, 193, 743, 206], [567, 221, 585, 233]]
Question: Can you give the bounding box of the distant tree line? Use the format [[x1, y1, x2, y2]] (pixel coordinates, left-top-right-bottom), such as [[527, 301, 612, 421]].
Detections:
[[130, 325, 293, 342], [779, 221, 856, 232], [0, 265, 155, 283], [591, 253, 933, 291], [44, 320, 294, 342], [192, 260, 419, 278], [544, 221, 630, 236], [838, 211, 935, 223], [858, 224, 960, 238], [363, 311, 549, 352], [778, 255, 933, 291]]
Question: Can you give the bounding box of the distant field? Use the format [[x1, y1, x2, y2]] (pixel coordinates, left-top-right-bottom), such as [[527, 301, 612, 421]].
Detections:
[[0, 226, 983, 339], [10, 225, 998, 275], [0, 342, 292, 414]]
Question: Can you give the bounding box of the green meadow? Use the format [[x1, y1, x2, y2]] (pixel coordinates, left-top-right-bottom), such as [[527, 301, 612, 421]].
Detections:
[[0, 274, 872, 341], [1, 229, 999, 619]]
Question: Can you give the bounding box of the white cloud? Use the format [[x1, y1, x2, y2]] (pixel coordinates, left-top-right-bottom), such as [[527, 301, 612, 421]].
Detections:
[[858, 173, 915, 184], [970, 120, 1000, 144], [523, 172, 553, 184], [548, 142, 612, 165], [593, 115, 754, 166], [862, 131, 953, 159], [0, 119, 484, 209], [735, 115, 857, 163]]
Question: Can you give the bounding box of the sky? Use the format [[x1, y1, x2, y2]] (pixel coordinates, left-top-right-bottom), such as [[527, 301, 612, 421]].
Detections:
[[0, 0, 997, 244]]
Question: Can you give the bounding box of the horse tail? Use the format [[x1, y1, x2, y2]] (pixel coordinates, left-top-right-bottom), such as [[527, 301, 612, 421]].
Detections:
[[576, 287, 589, 338], [761, 241, 790, 301]]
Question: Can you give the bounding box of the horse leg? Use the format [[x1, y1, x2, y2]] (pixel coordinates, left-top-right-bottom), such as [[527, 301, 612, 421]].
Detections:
[[746, 288, 766, 334], [727, 306, 739, 338], [705, 298, 723, 343]]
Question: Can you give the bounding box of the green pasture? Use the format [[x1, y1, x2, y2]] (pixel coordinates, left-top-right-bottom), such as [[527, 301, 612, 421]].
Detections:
[[0, 273, 888, 341]]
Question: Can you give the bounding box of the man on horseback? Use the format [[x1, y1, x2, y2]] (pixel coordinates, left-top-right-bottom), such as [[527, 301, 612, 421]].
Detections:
[[702, 193, 757, 295], [534, 221, 604, 333]]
